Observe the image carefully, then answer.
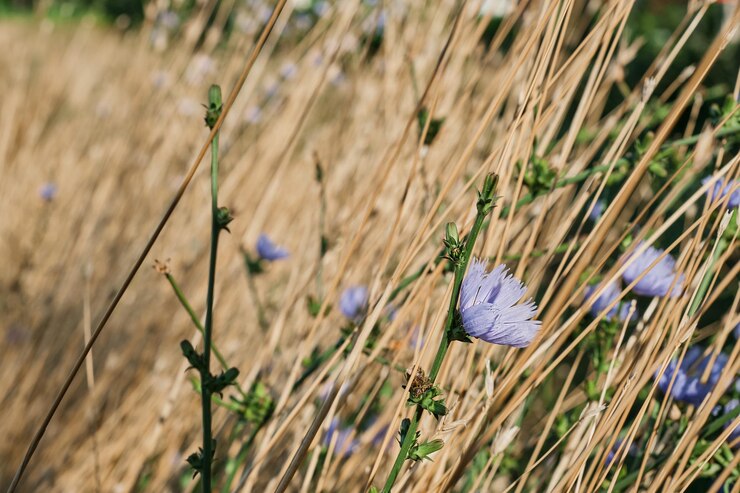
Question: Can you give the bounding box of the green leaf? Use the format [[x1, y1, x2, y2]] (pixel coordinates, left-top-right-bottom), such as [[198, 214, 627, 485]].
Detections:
[[408, 439, 444, 461]]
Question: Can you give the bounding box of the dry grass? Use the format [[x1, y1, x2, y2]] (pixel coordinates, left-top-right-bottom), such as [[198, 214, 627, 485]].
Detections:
[[1, 0, 739, 492]]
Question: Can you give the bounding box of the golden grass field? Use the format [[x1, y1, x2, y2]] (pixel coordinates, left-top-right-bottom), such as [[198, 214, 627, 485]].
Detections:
[[1, 0, 739, 491]]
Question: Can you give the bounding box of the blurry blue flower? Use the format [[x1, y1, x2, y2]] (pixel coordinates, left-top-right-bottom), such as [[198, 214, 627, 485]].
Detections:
[[703, 176, 739, 209], [339, 286, 368, 321], [264, 80, 280, 99], [256, 234, 289, 261], [409, 327, 425, 351], [324, 418, 358, 457], [244, 106, 262, 124], [605, 438, 638, 467], [39, 182, 57, 202], [384, 304, 397, 322], [622, 243, 684, 297], [584, 281, 637, 323], [459, 258, 541, 348], [279, 62, 297, 80], [734, 322, 740, 340], [156, 10, 179, 30], [656, 346, 729, 406], [723, 399, 740, 447], [588, 200, 605, 221]]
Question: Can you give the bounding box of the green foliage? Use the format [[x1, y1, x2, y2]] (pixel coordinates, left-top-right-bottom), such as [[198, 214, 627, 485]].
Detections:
[[231, 380, 275, 426]]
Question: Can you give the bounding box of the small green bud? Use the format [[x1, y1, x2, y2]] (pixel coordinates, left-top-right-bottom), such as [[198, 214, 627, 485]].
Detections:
[[443, 222, 463, 264], [477, 173, 499, 214], [445, 222, 459, 247], [216, 206, 234, 232], [204, 84, 223, 129], [180, 340, 205, 372], [206, 367, 240, 397]]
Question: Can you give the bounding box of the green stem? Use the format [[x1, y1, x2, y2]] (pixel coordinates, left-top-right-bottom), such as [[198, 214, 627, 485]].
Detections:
[[382, 408, 422, 493], [316, 160, 328, 299], [242, 254, 269, 331], [200, 85, 223, 493], [165, 273, 231, 373], [382, 175, 497, 493]]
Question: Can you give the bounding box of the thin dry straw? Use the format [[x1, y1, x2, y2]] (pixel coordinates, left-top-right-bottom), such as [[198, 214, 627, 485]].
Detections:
[[5, 2, 288, 491]]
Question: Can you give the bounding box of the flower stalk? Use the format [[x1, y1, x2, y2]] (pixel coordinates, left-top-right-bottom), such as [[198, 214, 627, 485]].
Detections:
[[380, 173, 498, 493], [198, 84, 224, 493]]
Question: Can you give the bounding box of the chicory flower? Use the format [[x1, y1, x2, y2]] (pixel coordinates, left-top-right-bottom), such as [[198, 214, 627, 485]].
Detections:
[[622, 243, 684, 298], [584, 281, 637, 323], [339, 286, 368, 321], [459, 259, 541, 348], [256, 234, 289, 261], [703, 176, 739, 209]]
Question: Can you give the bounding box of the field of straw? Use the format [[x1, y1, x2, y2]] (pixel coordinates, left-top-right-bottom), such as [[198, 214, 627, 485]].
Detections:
[[1, 0, 739, 492]]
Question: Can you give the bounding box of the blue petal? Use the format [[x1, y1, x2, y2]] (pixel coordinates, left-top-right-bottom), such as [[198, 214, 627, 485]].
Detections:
[[256, 234, 290, 261]]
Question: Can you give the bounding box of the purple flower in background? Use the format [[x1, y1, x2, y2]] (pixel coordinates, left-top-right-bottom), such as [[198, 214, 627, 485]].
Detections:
[[409, 327, 425, 350], [656, 346, 729, 406], [244, 105, 262, 124], [622, 243, 684, 298], [39, 182, 57, 202], [734, 322, 740, 340], [279, 62, 298, 80], [324, 418, 358, 457], [703, 176, 739, 209], [723, 399, 740, 447], [339, 286, 368, 321], [605, 438, 638, 467], [459, 258, 541, 348], [584, 281, 637, 323], [256, 234, 289, 261], [588, 200, 605, 222]]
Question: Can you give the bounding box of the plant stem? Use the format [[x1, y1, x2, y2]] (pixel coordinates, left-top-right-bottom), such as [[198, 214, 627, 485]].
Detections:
[[247, 267, 270, 331], [382, 408, 422, 493], [381, 176, 496, 493], [165, 273, 231, 372], [200, 86, 223, 493]]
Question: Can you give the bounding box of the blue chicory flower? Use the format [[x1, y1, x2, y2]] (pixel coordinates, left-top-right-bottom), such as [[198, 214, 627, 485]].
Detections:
[[656, 346, 729, 406], [605, 438, 638, 467], [459, 258, 541, 348], [588, 200, 605, 222], [622, 243, 684, 298], [39, 182, 57, 202], [256, 234, 289, 261], [584, 281, 637, 323], [703, 176, 739, 209], [723, 399, 740, 447], [339, 286, 368, 321]]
